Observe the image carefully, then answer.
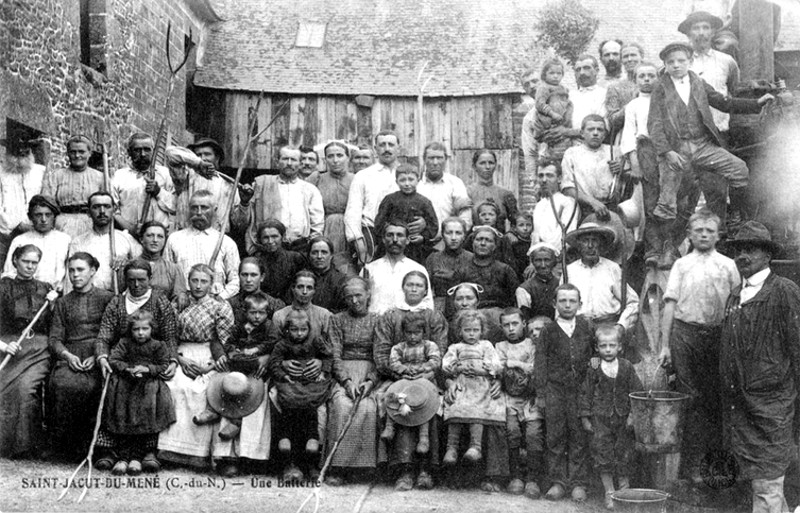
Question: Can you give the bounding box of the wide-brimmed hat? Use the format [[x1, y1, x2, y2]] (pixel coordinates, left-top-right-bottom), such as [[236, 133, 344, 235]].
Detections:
[[659, 41, 695, 61], [187, 137, 225, 162], [678, 11, 724, 35], [384, 379, 439, 427], [565, 220, 617, 249], [207, 372, 265, 419], [720, 221, 781, 256]]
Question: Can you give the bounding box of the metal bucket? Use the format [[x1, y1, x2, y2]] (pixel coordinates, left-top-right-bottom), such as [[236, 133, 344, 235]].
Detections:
[[611, 488, 670, 513], [629, 391, 690, 453]]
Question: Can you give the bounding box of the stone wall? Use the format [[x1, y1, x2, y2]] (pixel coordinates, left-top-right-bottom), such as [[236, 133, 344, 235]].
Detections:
[[0, 0, 214, 172]]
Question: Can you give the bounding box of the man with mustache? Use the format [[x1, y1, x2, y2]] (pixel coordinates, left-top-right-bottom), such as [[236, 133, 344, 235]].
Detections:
[[719, 221, 800, 513], [681, 11, 740, 141], [0, 139, 45, 266], [111, 133, 175, 236], [598, 39, 623, 86], [363, 221, 433, 315], [563, 220, 639, 341], [164, 189, 240, 299], [67, 191, 141, 293]]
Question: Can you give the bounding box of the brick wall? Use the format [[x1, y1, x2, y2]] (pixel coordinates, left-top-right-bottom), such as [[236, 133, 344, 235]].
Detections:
[[0, 0, 211, 171]]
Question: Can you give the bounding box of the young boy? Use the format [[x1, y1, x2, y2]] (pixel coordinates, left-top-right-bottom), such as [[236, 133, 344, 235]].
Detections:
[[193, 292, 275, 439], [648, 41, 773, 237], [374, 163, 439, 264], [580, 324, 643, 510], [620, 61, 676, 267], [516, 243, 560, 320], [382, 312, 442, 453], [504, 213, 534, 279], [535, 283, 596, 502], [496, 307, 544, 499], [269, 309, 333, 482], [530, 160, 579, 251], [658, 208, 739, 483], [526, 316, 550, 341]]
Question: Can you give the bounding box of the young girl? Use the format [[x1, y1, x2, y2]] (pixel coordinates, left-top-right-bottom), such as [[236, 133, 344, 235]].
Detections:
[[269, 309, 332, 482], [382, 312, 442, 453], [533, 58, 574, 160], [441, 309, 505, 465], [104, 311, 175, 475]]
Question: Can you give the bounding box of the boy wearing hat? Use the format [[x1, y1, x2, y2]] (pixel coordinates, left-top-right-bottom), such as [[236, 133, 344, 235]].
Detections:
[[718, 221, 800, 513], [647, 41, 773, 236], [658, 208, 739, 483]]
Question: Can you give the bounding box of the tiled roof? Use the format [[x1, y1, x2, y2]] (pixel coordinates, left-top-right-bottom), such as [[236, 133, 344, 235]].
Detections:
[[195, 0, 799, 97]]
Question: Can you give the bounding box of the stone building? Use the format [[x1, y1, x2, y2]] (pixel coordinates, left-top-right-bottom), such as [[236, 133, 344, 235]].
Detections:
[[0, 0, 219, 171]]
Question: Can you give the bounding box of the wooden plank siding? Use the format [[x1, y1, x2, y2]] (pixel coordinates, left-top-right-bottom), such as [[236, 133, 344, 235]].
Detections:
[[198, 89, 521, 197]]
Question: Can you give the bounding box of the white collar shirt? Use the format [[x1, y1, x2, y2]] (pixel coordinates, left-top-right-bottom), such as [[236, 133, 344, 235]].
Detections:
[[740, 268, 771, 304]]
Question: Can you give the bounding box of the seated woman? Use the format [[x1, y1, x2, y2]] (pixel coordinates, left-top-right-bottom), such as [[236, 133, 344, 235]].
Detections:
[[454, 226, 519, 343], [94, 259, 178, 469], [137, 221, 186, 300], [272, 271, 333, 343], [307, 237, 348, 314], [325, 277, 384, 485], [445, 283, 503, 346], [0, 245, 57, 459], [47, 252, 115, 461], [375, 270, 448, 491], [158, 264, 234, 471], [228, 257, 285, 326]]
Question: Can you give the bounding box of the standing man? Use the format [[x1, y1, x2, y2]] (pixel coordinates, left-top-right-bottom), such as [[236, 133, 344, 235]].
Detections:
[[0, 138, 45, 265], [176, 137, 241, 232], [363, 222, 433, 315], [41, 135, 105, 238], [67, 191, 141, 293], [719, 221, 800, 513], [299, 146, 320, 180], [598, 39, 624, 85], [680, 11, 740, 141], [112, 133, 175, 235], [165, 190, 240, 299], [648, 42, 773, 235], [235, 146, 324, 254], [605, 43, 645, 133], [416, 142, 473, 248], [345, 130, 402, 264]]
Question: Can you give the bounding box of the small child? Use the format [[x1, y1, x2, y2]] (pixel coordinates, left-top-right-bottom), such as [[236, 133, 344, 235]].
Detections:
[[504, 213, 534, 279], [442, 310, 505, 465], [516, 243, 561, 320], [270, 309, 333, 482], [374, 163, 439, 264], [580, 324, 643, 510], [533, 58, 574, 161], [526, 316, 550, 341], [104, 311, 175, 475], [535, 284, 596, 502], [464, 200, 514, 266], [193, 292, 275, 439], [382, 312, 442, 453], [496, 308, 544, 499]]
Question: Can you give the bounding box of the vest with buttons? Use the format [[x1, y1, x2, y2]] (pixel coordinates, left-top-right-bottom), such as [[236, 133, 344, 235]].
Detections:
[[675, 93, 708, 141]]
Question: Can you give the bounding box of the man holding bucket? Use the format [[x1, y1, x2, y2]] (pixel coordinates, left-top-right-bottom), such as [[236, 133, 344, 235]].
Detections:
[[719, 221, 800, 513]]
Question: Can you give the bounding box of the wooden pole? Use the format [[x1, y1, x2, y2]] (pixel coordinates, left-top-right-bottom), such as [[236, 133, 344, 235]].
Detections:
[[0, 300, 52, 373]]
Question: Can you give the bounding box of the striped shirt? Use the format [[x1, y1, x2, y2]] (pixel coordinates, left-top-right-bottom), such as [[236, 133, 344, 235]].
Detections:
[[41, 167, 105, 208], [164, 226, 240, 299]]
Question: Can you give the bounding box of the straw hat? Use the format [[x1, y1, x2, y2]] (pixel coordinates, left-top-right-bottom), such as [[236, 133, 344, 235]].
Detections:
[[678, 11, 723, 35], [565, 220, 617, 249], [207, 372, 265, 419], [616, 198, 641, 229], [384, 379, 439, 427]]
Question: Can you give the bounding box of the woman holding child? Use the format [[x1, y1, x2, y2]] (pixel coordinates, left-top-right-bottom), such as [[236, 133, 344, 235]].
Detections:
[[466, 149, 518, 232]]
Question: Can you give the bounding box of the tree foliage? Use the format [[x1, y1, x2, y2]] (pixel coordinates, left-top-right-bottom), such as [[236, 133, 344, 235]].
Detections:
[[535, 0, 600, 65]]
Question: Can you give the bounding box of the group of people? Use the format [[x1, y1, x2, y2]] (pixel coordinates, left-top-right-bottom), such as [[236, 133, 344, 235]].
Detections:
[[0, 7, 797, 513]]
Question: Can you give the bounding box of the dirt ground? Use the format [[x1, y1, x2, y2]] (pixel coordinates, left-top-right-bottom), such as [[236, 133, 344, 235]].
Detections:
[[0, 458, 757, 513]]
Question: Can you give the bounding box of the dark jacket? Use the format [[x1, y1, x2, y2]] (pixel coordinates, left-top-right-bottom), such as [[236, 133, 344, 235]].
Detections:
[[719, 271, 800, 480], [579, 357, 643, 418], [535, 315, 596, 392], [648, 70, 763, 156]]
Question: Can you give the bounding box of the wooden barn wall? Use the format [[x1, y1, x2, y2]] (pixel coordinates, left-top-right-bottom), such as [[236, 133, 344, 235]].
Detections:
[[194, 90, 521, 197]]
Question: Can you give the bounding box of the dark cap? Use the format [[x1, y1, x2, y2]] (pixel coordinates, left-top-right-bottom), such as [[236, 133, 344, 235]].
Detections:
[[659, 41, 694, 61], [678, 11, 724, 35], [187, 137, 225, 163], [720, 221, 781, 256]]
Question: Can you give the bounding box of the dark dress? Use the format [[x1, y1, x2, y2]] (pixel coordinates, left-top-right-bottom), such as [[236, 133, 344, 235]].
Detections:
[[256, 248, 307, 303], [105, 337, 175, 435], [225, 321, 277, 374], [311, 266, 348, 313], [0, 276, 52, 458], [47, 287, 115, 457]]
